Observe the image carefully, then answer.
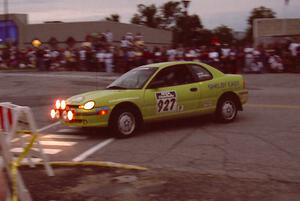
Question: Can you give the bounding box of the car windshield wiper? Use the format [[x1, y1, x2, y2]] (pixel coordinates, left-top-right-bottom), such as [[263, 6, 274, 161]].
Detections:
[[106, 85, 127, 89]]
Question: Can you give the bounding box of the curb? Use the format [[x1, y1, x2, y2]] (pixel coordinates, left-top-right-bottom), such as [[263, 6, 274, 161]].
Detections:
[[21, 161, 148, 171]]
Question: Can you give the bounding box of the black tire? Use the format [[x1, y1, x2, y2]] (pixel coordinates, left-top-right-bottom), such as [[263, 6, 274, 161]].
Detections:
[[109, 107, 139, 138], [215, 96, 238, 123]]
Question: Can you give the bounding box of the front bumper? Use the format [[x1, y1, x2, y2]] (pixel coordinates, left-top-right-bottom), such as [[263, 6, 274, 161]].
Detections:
[[53, 105, 110, 127]]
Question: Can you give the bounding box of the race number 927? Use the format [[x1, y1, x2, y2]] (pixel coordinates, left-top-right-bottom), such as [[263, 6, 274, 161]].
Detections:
[[156, 91, 177, 113]]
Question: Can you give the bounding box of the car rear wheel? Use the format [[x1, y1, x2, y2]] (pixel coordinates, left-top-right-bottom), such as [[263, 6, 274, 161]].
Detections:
[[109, 108, 138, 138], [216, 97, 238, 123]]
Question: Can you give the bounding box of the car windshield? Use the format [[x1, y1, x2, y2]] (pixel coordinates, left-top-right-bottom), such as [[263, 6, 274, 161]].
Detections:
[[107, 67, 158, 89]]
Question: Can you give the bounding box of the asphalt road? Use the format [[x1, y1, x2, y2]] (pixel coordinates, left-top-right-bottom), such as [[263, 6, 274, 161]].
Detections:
[[1, 71, 300, 184]]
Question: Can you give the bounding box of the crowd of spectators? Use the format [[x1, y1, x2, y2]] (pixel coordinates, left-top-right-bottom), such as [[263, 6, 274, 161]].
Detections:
[[0, 32, 300, 74]]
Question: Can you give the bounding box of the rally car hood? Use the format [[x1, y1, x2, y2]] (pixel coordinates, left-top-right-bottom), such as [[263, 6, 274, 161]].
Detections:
[[66, 90, 122, 105]]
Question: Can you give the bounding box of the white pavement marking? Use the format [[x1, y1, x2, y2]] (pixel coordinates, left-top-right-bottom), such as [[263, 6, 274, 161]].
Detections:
[[11, 134, 30, 143], [72, 138, 115, 162], [38, 121, 61, 133], [40, 141, 77, 146], [11, 147, 62, 155], [10, 121, 60, 143], [43, 134, 87, 140]]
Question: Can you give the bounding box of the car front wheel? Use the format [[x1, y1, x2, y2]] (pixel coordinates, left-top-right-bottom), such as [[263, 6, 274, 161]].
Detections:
[[216, 97, 238, 123], [109, 108, 138, 138]]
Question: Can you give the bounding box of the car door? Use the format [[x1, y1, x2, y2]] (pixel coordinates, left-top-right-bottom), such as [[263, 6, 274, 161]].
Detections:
[[142, 64, 200, 121], [187, 64, 218, 114]]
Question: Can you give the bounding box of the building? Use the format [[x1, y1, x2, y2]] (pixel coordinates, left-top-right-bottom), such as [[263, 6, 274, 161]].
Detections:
[[0, 14, 172, 48], [253, 18, 300, 46]]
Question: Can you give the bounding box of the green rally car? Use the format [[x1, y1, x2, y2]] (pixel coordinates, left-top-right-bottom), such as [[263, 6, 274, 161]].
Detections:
[[50, 61, 248, 138]]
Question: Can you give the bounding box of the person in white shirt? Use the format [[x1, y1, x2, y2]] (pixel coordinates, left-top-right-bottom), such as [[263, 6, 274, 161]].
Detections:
[[269, 52, 284, 73], [166, 47, 177, 61], [289, 42, 300, 57], [104, 30, 113, 44], [104, 47, 114, 73]]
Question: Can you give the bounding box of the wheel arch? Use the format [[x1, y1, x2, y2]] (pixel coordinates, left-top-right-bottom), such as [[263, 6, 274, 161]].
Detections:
[[217, 91, 242, 111], [109, 101, 143, 123]]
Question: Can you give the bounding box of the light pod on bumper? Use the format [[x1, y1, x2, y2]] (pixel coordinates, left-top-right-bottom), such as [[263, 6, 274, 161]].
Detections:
[[55, 100, 61, 110], [67, 111, 73, 121], [61, 100, 66, 110], [50, 109, 56, 119]]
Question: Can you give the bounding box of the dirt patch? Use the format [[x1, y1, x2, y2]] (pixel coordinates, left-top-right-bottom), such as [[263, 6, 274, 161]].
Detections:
[[20, 166, 300, 201]]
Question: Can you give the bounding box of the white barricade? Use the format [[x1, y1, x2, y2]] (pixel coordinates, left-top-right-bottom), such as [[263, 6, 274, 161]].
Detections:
[[0, 102, 54, 201]]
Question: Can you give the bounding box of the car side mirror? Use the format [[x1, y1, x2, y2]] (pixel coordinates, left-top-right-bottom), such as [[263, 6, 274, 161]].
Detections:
[[148, 80, 164, 89]]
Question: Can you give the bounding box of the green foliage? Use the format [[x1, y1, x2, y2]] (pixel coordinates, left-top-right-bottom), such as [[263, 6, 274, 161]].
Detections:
[[244, 6, 276, 42], [173, 14, 204, 46], [130, 4, 162, 28], [160, 1, 182, 29], [105, 14, 120, 22], [131, 1, 205, 46], [213, 25, 234, 44]]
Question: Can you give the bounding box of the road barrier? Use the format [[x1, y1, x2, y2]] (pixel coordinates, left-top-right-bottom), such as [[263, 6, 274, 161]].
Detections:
[[0, 102, 54, 201]]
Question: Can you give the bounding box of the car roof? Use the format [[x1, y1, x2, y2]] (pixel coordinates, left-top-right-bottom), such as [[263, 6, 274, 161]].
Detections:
[[140, 61, 203, 69]]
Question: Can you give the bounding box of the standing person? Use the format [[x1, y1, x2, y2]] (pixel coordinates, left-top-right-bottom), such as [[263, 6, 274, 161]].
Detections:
[[35, 47, 45, 71], [104, 47, 114, 73], [79, 47, 87, 71], [228, 47, 238, 74], [244, 46, 254, 73], [0, 156, 8, 201], [208, 47, 221, 71], [295, 46, 300, 72], [268, 51, 284, 73], [153, 47, 162, 63], [104, 30, 113, 44], [96, 47, 106, 72], [167, 46, 177, 61]]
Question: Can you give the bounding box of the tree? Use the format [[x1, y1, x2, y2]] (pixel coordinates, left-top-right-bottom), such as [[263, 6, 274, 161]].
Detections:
[[160, 1, 182, 29], [245, 6, 276, 42], [105, 14, 120, 22], [130, 4, 161, 28], [174, 14, 203, 46], [130, 1, 204, 46], [131, 14, 142, 25], [213, 25, 234, 44]]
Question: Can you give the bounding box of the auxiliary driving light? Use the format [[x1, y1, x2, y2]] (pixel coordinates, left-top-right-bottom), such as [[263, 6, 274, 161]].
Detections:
[[62, 111, 67, 120], [55, 100, 61, 109], [55, 110, 60, 118], [61, 100, 66, 110], [67, 111, 73, 121], [50, 109, 56, 119]]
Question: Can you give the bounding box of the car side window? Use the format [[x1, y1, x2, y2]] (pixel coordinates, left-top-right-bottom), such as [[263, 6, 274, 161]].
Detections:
[[188, 65, 213, 82], [149, 65, 196, 88]]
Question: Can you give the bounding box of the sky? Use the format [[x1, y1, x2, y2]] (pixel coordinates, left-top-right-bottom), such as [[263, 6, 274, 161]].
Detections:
[[3, 0, 300, 31]]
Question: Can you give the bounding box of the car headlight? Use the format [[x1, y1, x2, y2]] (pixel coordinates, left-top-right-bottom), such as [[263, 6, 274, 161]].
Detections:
[[82, 101, 95, 110]]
